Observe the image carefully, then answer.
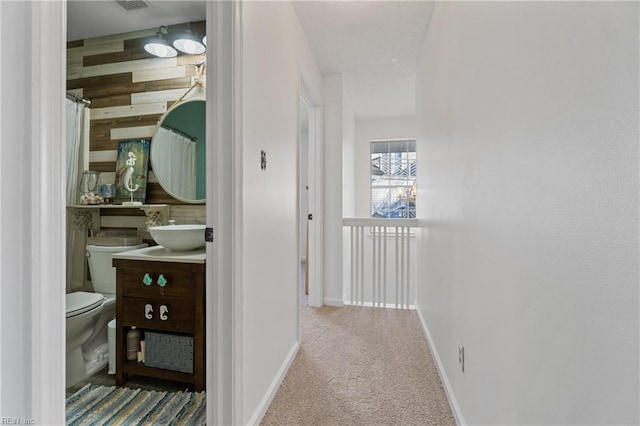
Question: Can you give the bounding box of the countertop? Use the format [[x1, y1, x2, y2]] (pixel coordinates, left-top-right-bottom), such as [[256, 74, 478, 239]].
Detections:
[[112, 245, 206, 264]]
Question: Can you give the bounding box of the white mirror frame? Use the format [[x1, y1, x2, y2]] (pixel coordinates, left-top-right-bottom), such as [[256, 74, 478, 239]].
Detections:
[[150, 94, 206, 204]]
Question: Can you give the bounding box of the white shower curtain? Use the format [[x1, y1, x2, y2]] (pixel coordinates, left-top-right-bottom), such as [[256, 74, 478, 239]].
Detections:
[[155, 127, 197, 200], [66, 98, 90, 293], [66, 98, 90, 203]]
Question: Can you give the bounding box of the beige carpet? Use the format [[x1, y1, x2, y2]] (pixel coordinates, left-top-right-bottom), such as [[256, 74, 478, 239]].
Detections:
[[261, 304, 455, 426]]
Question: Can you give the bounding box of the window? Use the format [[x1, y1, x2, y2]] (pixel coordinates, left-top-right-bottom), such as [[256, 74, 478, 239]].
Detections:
[[370, 139, 416, 218]]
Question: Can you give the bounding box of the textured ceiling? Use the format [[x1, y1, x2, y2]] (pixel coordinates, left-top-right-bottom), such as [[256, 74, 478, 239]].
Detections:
[[67, 0, 434, 119], [292, 1, 434, 119]]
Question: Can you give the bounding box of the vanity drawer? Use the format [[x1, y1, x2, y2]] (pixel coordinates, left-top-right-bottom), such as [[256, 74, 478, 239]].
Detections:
[[117, 265, 195, 299], [121, 298, 194, 333]]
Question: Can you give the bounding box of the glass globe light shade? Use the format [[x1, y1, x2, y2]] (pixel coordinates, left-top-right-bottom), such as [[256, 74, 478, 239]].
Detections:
[[173, 37, 206, 55], [144, 42, 178, 58]]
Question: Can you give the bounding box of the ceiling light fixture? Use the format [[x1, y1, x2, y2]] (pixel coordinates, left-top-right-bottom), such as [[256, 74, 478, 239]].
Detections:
[[144, 26, 177, 58], [202, 35, 206, 46], [173, 23, 206, 55]]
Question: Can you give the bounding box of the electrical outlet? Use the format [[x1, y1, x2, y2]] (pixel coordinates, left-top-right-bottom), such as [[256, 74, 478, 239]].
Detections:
[[458, 341, 464, 372]]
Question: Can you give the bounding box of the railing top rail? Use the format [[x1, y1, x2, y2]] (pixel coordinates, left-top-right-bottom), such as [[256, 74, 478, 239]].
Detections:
[[342, 217, 418, 228]]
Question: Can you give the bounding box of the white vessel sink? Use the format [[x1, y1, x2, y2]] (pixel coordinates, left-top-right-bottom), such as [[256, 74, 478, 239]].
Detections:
[[149, 224, 206, 251]]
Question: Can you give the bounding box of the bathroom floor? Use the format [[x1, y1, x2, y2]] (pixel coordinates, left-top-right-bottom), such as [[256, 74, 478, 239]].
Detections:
[[65, 367, 193, 399]]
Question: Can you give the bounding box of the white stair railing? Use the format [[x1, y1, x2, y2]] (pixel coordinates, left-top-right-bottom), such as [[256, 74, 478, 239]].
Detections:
[[343, 218, 417, 309]]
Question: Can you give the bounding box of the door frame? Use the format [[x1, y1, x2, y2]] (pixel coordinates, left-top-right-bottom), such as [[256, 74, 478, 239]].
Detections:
[[206, 1, 242, 425], [12, 1, 238, 423], [300, 81, 324, 308], [2, 1, 67, 422]]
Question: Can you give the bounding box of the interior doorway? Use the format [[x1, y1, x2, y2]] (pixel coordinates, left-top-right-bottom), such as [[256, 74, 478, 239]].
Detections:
[[299, 81, 323, 309], [299, 95, 311, 306]]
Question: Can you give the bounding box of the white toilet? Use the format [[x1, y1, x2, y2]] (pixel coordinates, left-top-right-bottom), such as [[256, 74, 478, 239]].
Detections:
[[65, 243, 147, 388]]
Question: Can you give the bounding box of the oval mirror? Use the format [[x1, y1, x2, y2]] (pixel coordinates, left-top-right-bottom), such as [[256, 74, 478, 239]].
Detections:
[[151, 98, 206, 203]]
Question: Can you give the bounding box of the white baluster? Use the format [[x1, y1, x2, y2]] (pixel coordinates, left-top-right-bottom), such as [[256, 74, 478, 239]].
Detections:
[[383, 226, 387, 306], [395, 226, 399, 309], [359, 225, 364, 305], [400, 226, 405, 309], [350, 225, 355, 305], [405, 225, 411, 308]]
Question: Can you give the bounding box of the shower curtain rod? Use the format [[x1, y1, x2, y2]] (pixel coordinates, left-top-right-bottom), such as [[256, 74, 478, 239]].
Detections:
[[161, 123, 197, 141], [66, 92, 91, 106]]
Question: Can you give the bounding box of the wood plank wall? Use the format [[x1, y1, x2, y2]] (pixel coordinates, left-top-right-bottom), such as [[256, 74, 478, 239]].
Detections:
[[67, 21, 206, 208]]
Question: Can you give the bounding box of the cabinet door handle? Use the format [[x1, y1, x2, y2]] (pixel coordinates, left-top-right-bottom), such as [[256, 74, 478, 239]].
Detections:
[[145, 304, 153, 319], [160, 305, 169, 321], [157, 274, 168, 287], [143, 273, 153, 286]]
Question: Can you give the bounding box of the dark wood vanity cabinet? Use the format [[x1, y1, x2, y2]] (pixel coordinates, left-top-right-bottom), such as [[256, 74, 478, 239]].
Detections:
[[114, 257, 205, 391]]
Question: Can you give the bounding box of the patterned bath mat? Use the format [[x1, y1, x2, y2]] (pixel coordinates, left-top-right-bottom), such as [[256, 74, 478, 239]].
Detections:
[[65, 384, 205, 425]]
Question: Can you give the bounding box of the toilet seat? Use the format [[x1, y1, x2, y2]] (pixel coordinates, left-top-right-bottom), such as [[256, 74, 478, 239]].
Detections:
[[66, 291, 105, 319]]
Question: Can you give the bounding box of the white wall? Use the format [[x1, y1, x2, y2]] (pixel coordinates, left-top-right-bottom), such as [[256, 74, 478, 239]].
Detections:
[[416, 2, 639, 425], [241, 1, 322, 423], [342, 97, 355, 218], [322, 74, 344, 306], [1, 2, 66, 422], [1, 2, 33, 415]]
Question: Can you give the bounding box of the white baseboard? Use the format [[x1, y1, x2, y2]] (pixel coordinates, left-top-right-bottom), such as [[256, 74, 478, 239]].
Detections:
[[246, 342, 300, 426], [344, 301, 416, 310], [415, 305, 466, 426], [323, 297, 344, 307]]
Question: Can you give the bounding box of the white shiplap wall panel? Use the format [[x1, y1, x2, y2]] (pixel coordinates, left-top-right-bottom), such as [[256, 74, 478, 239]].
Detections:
[[67, 66, 82, 80], [80, 57, 179, 79], [110, 125, 157, 140], [67, 55, 83, 68], [170, 205, 206, 222], [67, 56, 85, 79], [91, 103, 167, 120], [132, 66, 187, 83], [100, 215, 147, 229], [131, 88, 187, 104], [89, 150, 117, 163]]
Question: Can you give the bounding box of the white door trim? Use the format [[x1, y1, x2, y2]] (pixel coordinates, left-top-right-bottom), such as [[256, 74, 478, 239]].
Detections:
[[31, 3, 67, 421], [206, 1, 243, 425], [18, 0, 242, 425], [1, 1, 67, 422], [300, 81, 324, 308], [3, 1, 241, 423], [298, 91, 311, 311], [232, 2, 245, 423]]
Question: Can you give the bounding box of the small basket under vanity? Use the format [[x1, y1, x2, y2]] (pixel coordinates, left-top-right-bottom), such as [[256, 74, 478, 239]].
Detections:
[[113, 245, 206, 391], [145, 331, 194, 374]]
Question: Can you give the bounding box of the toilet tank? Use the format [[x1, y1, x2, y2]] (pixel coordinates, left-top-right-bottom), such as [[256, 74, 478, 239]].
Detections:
[[86, 243, 148, 294]]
